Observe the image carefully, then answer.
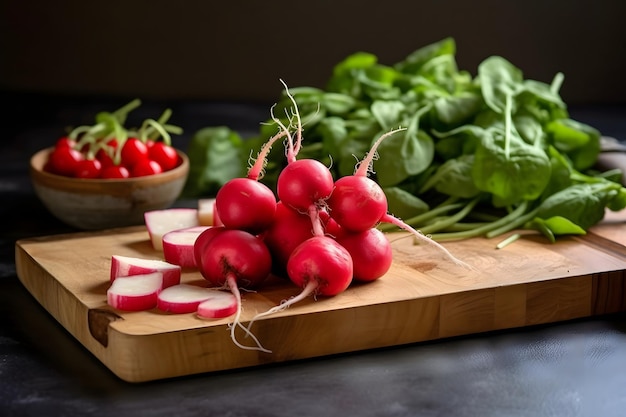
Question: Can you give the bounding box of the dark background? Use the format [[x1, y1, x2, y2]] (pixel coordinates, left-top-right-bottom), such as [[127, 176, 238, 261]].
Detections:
[[2, 0, 626, 105]]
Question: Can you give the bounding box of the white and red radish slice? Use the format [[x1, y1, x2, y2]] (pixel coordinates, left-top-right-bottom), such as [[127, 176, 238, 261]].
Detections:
[[110, 255, 181, 288], [144, 208, 199, 251], [156, 283, 236, 316], [196, 292, 238, 319], [197, 198, 222, 226], [162, 226, 210, 268], [107, 272, 163, 311]]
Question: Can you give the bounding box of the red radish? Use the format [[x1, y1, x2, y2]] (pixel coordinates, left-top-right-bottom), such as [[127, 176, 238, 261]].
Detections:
[[197, 292, 238, 319], [248, 235, 353, 328], [120, 137, 149, 168], [110, 255, 181, 288], [162, 226, 210, 268], [144, 208, 199, 251], [47, 145, 84, 176], [197, 229, 273, 352], [148, 141, 179, 171], [262, 201, 315, 273], [327, 128, 405, 232], [132, 159, 163, 177], [193, 226, 226, 271], [107, 272, 163, 311], [157, 283, 235, 316], [336, 228, 392, 281], [327, 128, 470, 268], [213, 128, 287, 234], [197, 198, 221, 226], [276, 159, 334, 213], [272, 84, 334, 230], [75, 158, 102, 179], [214, 177, 276, 234], [100, 165, 130, 179]]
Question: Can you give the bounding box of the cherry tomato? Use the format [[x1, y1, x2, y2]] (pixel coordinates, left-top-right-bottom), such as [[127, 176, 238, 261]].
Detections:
[[47, 146, 84, 176], [55, 137, 76, 149], [121, 138, 149, 168], [100, 165, 130, 179], [131, 159, 162, 177], [96, 148, 115, 168], [148, 142, 179, 171], [75, 159, 102, 179]]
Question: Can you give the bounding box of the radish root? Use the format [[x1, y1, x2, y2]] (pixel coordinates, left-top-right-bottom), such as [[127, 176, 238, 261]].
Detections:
[[225, 274, 271, 353], [246, 279, 318, 332], [380, 213, 475, 271]]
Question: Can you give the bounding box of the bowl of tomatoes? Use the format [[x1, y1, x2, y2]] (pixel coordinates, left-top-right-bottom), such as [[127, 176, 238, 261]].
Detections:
[[29, 100, 190, 230]]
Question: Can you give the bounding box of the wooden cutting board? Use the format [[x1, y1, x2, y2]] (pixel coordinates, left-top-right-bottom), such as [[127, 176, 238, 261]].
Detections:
[[15, 211, 626, 383]]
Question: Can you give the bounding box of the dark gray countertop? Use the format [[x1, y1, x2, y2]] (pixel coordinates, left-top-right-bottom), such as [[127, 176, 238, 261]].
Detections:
[[2, 93, 625, 417]]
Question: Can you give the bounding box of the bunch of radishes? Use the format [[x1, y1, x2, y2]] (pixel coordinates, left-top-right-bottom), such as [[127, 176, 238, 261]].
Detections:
[[106, 87, 469, 353], [44, 99, 183, 179]]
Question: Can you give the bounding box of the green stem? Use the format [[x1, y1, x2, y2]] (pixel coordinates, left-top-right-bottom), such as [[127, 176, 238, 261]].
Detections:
[[418, 196, 480, 235], [485, 206, 539, 238], [429, 200, 529, 241]]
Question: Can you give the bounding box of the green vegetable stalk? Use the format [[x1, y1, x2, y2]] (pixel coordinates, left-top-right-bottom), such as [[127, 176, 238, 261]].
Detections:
[[183, 37, 626, 243]]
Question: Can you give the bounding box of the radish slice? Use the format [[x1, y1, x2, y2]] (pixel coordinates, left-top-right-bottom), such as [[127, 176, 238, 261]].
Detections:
[[157, 283, 223, 314], [107, 272, 163, 311], [198, 198, 222, 226], [144, 208, 200, 251], [110, 255, 181, 288], [197, 291, 238, 319], [162, 226, 210, 268]]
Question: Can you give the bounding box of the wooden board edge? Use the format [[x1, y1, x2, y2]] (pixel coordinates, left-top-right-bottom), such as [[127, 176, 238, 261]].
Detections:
[[99, 272, 623, 383]]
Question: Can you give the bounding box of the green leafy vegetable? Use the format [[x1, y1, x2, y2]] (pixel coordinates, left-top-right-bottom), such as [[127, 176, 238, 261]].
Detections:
[[184, 37, 626, 243]]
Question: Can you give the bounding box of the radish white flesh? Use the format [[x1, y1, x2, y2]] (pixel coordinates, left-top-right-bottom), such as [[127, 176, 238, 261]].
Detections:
[[110, 255, 181, 288], [197, 291, 238, 319], [162, 226, 210, 268], [157, 283, 234, 314], [198, 198, 220, 226], [144, 208, 200, 251], [107, 272, 163, 311]]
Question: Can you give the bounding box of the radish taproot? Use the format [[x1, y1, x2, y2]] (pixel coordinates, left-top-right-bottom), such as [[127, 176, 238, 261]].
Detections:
[[107, 272, 163, 311], [162, 226, 210, 268], [196, 228, 273, 352], [110, 255, 181, 288]]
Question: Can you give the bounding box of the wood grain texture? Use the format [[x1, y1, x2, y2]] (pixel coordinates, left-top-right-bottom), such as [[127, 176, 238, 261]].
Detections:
[[14, 212, 626, 382]]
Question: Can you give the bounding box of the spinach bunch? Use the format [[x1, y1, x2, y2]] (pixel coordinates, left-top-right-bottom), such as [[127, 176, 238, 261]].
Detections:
[[184, 37, 626, 242]]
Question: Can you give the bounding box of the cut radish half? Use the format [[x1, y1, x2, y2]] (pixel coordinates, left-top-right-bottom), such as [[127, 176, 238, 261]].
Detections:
[[144, 208, 200, 251], [157, 283, 223, 314], [107, 272, 163, 311], [110, 255, 181, 288], [197, 291, 238, 319], [162, 226, 210, 268]]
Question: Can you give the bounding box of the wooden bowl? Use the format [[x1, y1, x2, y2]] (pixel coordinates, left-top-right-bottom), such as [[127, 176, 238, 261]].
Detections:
[[30, 147, 190, 230]]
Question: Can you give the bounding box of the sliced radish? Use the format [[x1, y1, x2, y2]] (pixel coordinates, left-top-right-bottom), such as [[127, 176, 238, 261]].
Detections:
[[162, 226, 210, 268], [157, 283, 222, 314], [144, 208, 200, 251], [197, 291, 238, 319], [110, 255, 181, 288], [107, 272, 163, 311], [198, 198, 222, 226]]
